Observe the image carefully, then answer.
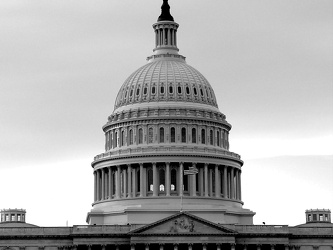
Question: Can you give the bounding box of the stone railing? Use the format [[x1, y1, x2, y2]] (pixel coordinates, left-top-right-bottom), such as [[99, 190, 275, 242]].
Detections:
[[93, 146, 241, 162], [289, 226, 333, 235], [228, 225, 290, 234], [72, 225, 132, 234], [0, 227, 72, 236]]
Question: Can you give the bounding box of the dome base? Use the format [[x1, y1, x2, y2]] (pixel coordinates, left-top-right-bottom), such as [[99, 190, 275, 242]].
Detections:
[[86, 197, 255, 225]]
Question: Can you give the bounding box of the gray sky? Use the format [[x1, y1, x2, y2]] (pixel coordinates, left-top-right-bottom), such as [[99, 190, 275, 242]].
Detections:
[[0, 0, 332, 226]]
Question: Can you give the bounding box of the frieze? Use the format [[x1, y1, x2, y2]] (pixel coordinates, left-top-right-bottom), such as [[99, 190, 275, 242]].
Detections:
[[169, 218, 195, 233]]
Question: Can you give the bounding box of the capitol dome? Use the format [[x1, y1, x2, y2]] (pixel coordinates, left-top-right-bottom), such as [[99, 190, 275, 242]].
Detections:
[[113, 58, 218, 113], [87, 0, 255, 226]]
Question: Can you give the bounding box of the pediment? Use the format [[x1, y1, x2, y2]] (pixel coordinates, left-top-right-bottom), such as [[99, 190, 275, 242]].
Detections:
[[130, 212, 237, 235]]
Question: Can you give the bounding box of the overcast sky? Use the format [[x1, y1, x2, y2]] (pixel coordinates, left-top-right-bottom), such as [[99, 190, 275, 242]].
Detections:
[[0, 0, 332, 227]]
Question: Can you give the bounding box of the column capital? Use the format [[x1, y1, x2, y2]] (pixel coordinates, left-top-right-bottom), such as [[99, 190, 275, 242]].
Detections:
[[140, 163, 144, 167], [127, 164, 131, 167], [152, 162, 157, 166], [192, 162, 197, 166]]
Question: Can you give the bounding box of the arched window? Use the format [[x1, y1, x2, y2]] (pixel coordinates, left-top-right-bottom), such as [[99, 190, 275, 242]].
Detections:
[[201, 129, 206, 144], [121, 131, 125, 146], [171, 169, 177, 191], [192, 128, 196, 143], [170, 127, 176, 143], [147, 169, 153, 191], [138, 128, 143, 144], [148, 128, 153, 143], [115, 132, 118, 147], [144, 87, 148, 95], [178, 86, 182, 94], [193, 87, 198, 95], [169, 85, 173, 94], [186, 86, 190, 94], [181, 128, 186, 143], [161, 85, 165, 94], [160, 127, 164, 143], [129, 130, 133, 145], [152, 86, 156, 94], [217, 131, 220, 146], [210, 130, 213, 145]]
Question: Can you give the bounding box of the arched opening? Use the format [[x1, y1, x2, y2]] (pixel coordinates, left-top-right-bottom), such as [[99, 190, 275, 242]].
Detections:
[[201, 129, 206, 144], [160, 127, 164, 143], [192, 128, 196, 143], [121, 130, 125, 146], [181, 128, 186, 143], [210, 130, 213, 145], [129, 130, 133, 145], [217, 131, 220, 146], [115, 132, 118, 147], [170, 127, 176, 143], [138, 128, 143, 144], [148, 127, 153, 143]]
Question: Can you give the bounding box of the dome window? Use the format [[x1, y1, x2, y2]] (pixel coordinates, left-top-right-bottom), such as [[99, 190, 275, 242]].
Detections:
[[161, 86, 165, 94], [144, 87, 148, 95], [130, 89, 133, 96], [159, 127, 164, 143], [181, 128, 186, 143], [186, 86, 190, 94], [136, 88, 140, 96], [200, 89, 204, 96], [178, 86, 182, 94], [170, 127, 176, 143], [192, 128, 196, 143], [152, 86, 156, 94], [201, 129, 206, 144], [124, 90, 128, 98], [193, 87, 198, 95], [169, 85, 173, 94]]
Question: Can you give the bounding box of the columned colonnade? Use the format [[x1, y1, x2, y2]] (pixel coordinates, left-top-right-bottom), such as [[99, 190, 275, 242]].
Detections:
[[93, 162, 242, 203]]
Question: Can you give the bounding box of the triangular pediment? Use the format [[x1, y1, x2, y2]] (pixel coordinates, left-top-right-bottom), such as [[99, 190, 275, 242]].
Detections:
[[130, 212, 237, 235]]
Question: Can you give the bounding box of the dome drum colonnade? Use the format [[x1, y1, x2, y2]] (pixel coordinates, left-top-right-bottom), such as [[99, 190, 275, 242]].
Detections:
[[87, 0, 255, 225]]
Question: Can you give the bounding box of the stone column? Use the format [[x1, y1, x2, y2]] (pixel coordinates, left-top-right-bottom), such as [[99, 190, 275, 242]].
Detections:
[[127, 164, 132, 198], [160, 244, 164, 250], [230, 167, 234, 199], [202, 244, 207, 250], [145, 244, 149, 250], [257, 244, 262, 250], [191, 163, 197, 196], [101, 168, 105, 200], [217, 244, 221, 250], [116, 165, 121, 199], [209, 168, 213, 196], [215, 165, 221, 198], [166, 162, 171, 196], [94, 171, 97, 202], [173, 244, 178, 250], [179, 162, 184, 196], [153, 162, 158, 196], [140, 163, 144, 197], [132, 167, 137, 197], [123, 168, 127, 198], [188, 244, 193, 250], [131, 244, 135, 250], [199, 166, 204, 196], [243, 245, 248, 250], [223, 166, 228, 198], [167, 28, 171, 45], [231, 244, 236, 250], [101, 245, 106, 250], [97, 170, 100, 201], [108, 167, 112, 200], [239, 170, 242, 200], [284, 245, 289, 250], [271, 245, 276, 250], [204, 163, 209, 197], [155, 30, 158, 47]]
